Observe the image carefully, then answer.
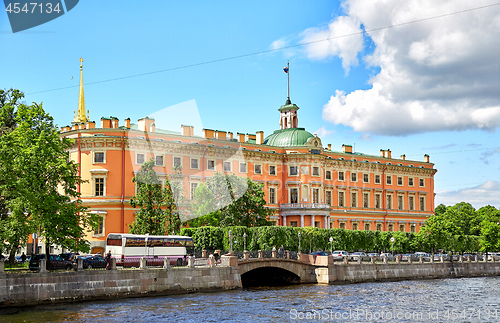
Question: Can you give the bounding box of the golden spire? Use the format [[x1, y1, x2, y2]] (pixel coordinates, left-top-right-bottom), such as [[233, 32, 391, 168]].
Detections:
[[72, 57, 88, 124]]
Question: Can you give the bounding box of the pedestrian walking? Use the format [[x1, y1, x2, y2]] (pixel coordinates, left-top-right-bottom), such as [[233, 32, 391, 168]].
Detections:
[[105, 250, 111, 270]]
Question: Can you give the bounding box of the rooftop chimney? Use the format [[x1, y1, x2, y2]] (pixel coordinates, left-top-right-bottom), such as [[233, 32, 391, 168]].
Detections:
[[101, 117, 112, 128], [216, 130, 227, 141], [342, 144, 353, 154], [424, 154, 430, 163], [256, 131, 264, 145], [181, 124, 194, 137], [202, 129, 215, 139], [401, 154, 406, 161], [327, 144, 332, 150], [124, 118, 131, 129], [138, 116, 155, 132], [86, 121, 96, 129], [237, 133, 245, 143]]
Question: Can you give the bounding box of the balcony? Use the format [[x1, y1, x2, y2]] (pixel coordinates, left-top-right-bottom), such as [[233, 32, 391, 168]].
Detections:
[[280, 203, 330, 210]]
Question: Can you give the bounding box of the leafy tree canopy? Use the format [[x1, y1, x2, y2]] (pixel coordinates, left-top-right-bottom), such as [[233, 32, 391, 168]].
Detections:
[[129, 159, 181, 235]]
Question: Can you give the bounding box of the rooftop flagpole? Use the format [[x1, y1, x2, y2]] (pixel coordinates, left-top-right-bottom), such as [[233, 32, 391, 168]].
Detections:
[[283, 61, 290, 104]]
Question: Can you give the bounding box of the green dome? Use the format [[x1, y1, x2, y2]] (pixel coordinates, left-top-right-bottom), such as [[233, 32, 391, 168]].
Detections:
[[264, 128, 314, 147]]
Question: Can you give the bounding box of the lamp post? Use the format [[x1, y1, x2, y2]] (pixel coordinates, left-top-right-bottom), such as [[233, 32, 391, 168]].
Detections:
[[229, 229, 233, 254], [329, 237, 333, 255], [243, 233, 247, 251], [298, 232, 301, 253]]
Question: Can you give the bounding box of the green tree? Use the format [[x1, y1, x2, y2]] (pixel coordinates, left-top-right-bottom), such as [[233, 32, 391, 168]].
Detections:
[[479, 206, 500, 253], [187, 172, 273, 228], [187, 182, 219, 227], [129, 159, 180, 235], [0, 97, 96, 266]]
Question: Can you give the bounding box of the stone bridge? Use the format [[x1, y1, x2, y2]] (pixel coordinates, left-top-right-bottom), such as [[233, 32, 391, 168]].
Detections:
[[230, 254, 500, 287], [238, 258, 318, 286]]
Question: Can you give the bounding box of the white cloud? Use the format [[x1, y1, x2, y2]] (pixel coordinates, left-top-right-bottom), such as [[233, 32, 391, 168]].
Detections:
[[436, 181, 500, 209], [314, 125, 335, 138], [271, 38, 287, 51], [304, 0, 500, 135], [301, 15, 363, 73]]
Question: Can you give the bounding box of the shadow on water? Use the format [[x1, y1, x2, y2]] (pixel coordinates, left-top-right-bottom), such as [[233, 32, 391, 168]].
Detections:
[[241, 267, 300, 288]]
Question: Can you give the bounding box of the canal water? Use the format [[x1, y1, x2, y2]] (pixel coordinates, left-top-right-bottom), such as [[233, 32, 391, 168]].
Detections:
[[1, 277, 499, 322]]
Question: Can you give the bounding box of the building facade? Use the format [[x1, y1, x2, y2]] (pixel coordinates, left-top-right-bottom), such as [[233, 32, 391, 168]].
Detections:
[[61, 60, 437, 253]]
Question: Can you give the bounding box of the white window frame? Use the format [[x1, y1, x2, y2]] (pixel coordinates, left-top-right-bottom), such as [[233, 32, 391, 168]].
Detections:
[[397, 195, 404, 210], [207, 159, 215, 171], [155, 154, 164, 167], [351, 191, 357, 208], [290, 188, 299, 204], [325, 190, 332, 206], [419, 178, 425, 187], [239, 162, 247, 174], [269, 164, 276, 176], [93, 151, 106, 164], [386, 194, 393, 209], [223, 160, 232, 172], [312, 188, 319, 203], [269, 187, 276, 204], [90, 211, 107, 237], [190, 182, 198, 200], [420, 196, 426, 211], [312, 166, 320, 177], [397, 176, 403, 186], [338, 171, 345, 181], [254, 163, 262, 175], [351, 172, 357, 182], [409, 196, 415, 211], [375, 174, 381, 184], [375, 193, 381, 209], [136, 153, 145, 165], [386, 175, 392, 185], [408, 177, 414, 187], [363, 173, 369, 183], [190, 158, 200, 170], [93, 177, 106, 197], [338, 191, 345, 207], [325, 170, 331, 180], [289, 166, 298, 176], [173, 156, 182, 169], [363, 192, 369, 208]]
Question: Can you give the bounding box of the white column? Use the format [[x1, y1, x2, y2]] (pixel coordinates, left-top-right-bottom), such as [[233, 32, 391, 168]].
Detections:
[[300, 214, 304, 227], [282, 215, 287, 227], [311, 215, 315, 228], [324, 215, 328, 229]]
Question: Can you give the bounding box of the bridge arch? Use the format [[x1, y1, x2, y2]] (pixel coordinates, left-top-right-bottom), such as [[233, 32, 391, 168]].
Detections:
[[238, 259, 315, 287]]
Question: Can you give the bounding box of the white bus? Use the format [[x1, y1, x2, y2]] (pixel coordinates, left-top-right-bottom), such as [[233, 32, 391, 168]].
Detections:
[[106, 233, 194, 267]]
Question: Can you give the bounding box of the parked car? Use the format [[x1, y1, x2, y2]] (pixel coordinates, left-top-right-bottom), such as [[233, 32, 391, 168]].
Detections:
[[349, 252, 370, 261], [332, 251, 349, 260], [29, 254, 73, 271], [367, 253, 380, 261], [487, 253, 500, 261], [310, 251, 330, 257], [380, 252, 396, 261], [401, 254, 419, 262], [75, 255, 107, 269], [59, 252, 80, 262]]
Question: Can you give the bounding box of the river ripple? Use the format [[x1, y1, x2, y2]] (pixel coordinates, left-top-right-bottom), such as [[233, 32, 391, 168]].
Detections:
[[1, 277, 499, 322]]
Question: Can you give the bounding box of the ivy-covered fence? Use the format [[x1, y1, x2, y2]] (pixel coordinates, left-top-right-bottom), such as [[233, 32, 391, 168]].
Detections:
[[180, 226, 481, 253]]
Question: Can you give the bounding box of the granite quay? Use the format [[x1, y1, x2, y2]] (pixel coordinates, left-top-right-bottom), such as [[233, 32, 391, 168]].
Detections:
[[1, 252, 500, 308]]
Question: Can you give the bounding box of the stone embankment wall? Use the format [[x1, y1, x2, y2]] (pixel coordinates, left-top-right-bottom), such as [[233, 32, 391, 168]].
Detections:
[[314, 260, 500, 284], [0, 266, 241, 308]]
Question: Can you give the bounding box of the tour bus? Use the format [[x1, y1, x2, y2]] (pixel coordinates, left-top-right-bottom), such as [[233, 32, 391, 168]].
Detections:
[[105, 233, 194, 267]]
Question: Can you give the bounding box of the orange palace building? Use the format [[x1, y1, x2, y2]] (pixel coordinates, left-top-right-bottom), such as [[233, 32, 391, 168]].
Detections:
[[62, 59, 437, 253]]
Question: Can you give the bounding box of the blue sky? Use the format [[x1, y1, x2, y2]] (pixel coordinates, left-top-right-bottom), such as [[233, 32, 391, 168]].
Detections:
[[1, 0, 499, 209]]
